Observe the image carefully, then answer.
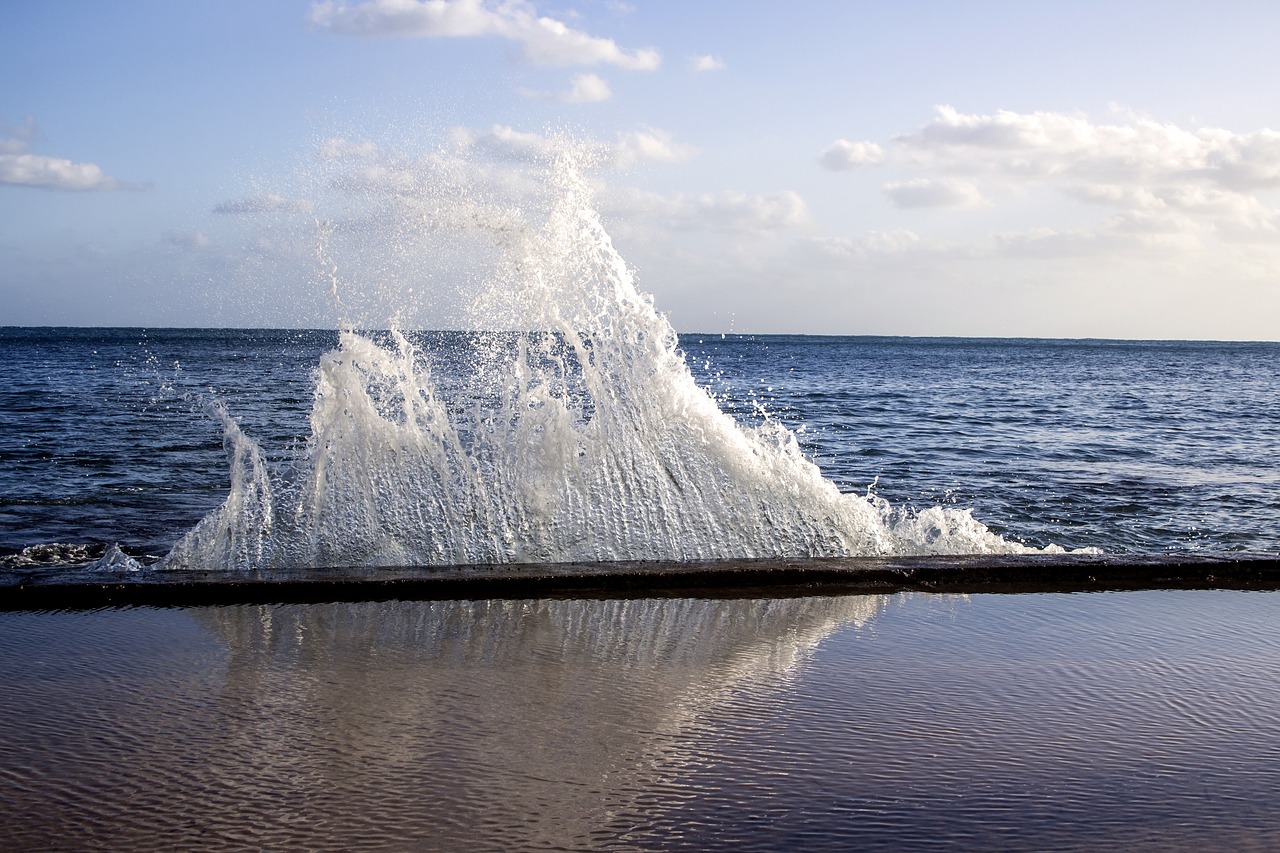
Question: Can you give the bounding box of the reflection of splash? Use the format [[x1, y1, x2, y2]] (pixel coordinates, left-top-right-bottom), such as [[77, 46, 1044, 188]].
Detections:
[[195, 595, 887, 850], [164, 145, 1033, 571]]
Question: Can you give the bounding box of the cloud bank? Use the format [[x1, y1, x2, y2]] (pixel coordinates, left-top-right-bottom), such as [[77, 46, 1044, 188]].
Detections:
[[442, 125, 696, 169], [818, 139, 883, 170], [823, 106, 1280, 245], [0, 120, 136, 191], [612, 128, 697, 167], [606, 186, 811, 236], [307, 0, 660, 69], [893, 105, 1280, 194], [883, 178, 986, 209]]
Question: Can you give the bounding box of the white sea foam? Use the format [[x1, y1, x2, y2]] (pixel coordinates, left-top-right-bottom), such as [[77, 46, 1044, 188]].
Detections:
[[164, 145, 1034, 569]]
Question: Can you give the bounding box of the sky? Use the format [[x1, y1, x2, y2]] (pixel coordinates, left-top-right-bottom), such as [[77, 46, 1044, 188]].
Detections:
[[3, 0, 1280, 340]]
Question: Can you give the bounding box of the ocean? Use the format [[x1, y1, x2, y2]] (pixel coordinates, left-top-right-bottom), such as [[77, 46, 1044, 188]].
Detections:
[[2, 327, 1279, 850], [2, 327, 1277, 563], [3, 153, 1279, 849]]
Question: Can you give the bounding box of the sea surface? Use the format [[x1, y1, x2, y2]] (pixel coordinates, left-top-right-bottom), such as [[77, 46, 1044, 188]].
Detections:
[[1, 327, 1277, 562], [3, 327, 1279, 851]]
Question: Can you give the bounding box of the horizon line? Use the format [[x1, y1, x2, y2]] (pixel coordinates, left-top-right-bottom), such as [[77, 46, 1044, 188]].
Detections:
[[2, 324, 1278, 346]]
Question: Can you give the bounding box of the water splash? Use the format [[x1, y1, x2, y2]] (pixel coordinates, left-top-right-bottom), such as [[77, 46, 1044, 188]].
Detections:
[[164, 146, 1035, 570]]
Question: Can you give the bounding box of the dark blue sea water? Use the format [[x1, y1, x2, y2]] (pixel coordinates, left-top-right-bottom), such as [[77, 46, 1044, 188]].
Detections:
[[2, 327, 1277, 563], [4, 327, 1280, 851]]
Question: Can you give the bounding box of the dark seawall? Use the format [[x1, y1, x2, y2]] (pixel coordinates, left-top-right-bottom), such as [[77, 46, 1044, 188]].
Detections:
[[3, 553, 1279, 610]]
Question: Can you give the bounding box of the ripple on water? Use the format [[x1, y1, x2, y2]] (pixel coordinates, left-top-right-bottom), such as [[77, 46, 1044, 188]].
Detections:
[[1, 591, 1279, 851]]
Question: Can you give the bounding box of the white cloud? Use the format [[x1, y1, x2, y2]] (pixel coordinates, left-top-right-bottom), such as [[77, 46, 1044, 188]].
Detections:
[[1214, 215, 1280, 243], [563, 73, 611, 103], [883, 178, 986, 209], [306, 0, 661, 69], [1108, 209, 1198, 236], [860, 229, 922, 254], [824, 106, 1280, 265], [1061, 181, 1274, 224], [1157, 185, 1268, 217], [0, 153, 132, 191], [329, 161, 424, 195], [613, 128, 697, 168], [681, 190, 809, 232], [445, 124, 696, 170], [894, 105, 1280, 192], [993, 209, 1203, 260], [213, 194, 317, 214], [818, 139, 883, 170], [690, 54, 725, 72], [611, 188, 810, 234], [1063, 182, 1164, 210], [803, 230, 927, 263], [1208, 128, 1280, 191], [448, 123, 563, 163], [521, 13, 659, 69], [0, 121, 136, 192]]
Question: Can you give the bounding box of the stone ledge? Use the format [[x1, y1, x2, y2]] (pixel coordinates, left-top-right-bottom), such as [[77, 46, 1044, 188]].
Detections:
[[3, 552, 1278, 610]]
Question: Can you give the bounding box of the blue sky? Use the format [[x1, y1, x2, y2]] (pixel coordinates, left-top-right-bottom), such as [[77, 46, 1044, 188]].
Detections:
[[3, 0, 1279, 339]]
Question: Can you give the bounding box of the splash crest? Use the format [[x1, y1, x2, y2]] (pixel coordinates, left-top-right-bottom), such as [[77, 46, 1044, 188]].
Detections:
[[164, 147, 1031, 569]]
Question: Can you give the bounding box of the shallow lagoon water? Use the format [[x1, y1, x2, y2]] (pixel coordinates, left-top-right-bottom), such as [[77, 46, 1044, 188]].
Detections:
[[3, 589, 1278, 851]]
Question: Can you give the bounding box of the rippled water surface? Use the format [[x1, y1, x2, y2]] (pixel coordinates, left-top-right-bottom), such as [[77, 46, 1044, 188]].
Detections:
[[3, 590, 1279, 851], [2, 328, 1278, 559]]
